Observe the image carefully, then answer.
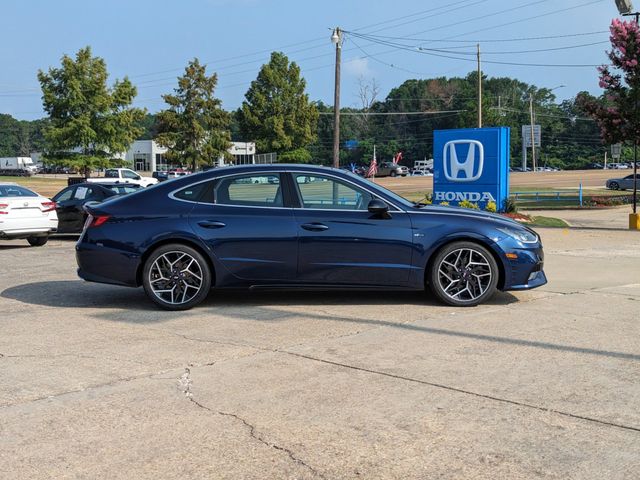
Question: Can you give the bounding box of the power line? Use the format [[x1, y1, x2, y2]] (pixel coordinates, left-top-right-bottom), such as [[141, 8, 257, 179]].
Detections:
[[346, 30, 609, 44]]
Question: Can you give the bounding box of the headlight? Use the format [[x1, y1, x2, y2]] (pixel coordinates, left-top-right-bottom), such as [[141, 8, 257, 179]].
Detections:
[[497, 227, 538, 244]]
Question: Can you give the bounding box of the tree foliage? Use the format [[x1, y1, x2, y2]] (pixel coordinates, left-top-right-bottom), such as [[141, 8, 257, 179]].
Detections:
[[0, 114, 48, 157], [37, 46, 145, 176], [310, 72, 603, 169], [577, 19, 640, 145], [156, 58, 231, 171], [239, 52, 318, 154]]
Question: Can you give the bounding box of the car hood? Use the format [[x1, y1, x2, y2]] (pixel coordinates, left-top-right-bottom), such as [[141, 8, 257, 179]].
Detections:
[[409, 204, 525, 228]]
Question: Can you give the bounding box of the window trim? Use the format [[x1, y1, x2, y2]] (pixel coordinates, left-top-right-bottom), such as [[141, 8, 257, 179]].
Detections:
[[289, 171, 402, 212], [169, 171, 294, 209], [168, 169, 404, 212]]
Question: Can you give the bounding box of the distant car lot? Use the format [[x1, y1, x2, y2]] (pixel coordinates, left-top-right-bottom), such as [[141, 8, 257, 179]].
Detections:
[[0, 226, 638, 479]]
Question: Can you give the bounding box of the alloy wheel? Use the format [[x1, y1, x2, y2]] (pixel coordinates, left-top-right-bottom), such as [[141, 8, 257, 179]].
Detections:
[[148, 251, 204, 305], [436, 248, 493, 303]]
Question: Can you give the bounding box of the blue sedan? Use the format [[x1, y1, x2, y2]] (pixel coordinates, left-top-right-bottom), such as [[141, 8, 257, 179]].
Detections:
[[76, 164, 546, 310]]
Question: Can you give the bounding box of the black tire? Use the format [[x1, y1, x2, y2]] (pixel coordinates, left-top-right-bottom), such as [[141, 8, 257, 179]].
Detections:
[[27, 236, 48, 247], [142, 243, 212, 311], [390, 171, 397, 177], [428, 241, 499, 307], [609, 182, 619, 190]]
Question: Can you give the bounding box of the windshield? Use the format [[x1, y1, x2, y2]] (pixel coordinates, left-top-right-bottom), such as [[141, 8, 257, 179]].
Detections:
[[0, 185, 38, 197]]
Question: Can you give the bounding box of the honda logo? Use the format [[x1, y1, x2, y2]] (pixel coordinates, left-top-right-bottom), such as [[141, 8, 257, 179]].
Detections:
[[443, 140, 484, 182]]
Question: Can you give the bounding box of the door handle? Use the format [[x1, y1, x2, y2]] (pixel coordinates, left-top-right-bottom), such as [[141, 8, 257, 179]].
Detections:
[[198, 220, 226, 229], [301, 222, 329, 232]]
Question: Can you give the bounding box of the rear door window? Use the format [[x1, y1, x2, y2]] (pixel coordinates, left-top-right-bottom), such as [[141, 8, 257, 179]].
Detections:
[[174, 181, 211, 202], [215, 174, 283, 207]]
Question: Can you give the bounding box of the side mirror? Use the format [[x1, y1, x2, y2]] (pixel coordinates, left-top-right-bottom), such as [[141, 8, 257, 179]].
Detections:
[[367, 198, 389, 215]]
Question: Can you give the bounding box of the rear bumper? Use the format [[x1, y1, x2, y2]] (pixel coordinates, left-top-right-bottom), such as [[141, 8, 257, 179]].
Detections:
[[76, 241, 141, 287], [0, 227, 56, 239]]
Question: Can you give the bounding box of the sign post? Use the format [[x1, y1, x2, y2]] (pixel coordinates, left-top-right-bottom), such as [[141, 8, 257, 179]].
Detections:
[[433, 127, 510, 211], [521, 125, 541, 171]]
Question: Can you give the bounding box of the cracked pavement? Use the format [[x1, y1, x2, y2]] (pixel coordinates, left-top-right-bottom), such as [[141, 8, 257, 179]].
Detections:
[[0, 227, 639, 479]]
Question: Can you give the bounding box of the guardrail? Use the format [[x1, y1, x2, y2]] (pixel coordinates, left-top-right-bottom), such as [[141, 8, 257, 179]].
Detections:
[[511, 184, 584, 206]]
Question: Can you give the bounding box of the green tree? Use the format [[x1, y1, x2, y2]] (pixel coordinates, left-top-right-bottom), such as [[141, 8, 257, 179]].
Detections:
[[38, 46, 145, 177], [578, 19, 640, 146], [156, 58, 231, 171], [239, 51, 318, 155]]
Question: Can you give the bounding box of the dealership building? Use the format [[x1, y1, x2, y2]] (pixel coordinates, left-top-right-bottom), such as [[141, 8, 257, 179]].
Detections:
[[124, 140, 258, 172]]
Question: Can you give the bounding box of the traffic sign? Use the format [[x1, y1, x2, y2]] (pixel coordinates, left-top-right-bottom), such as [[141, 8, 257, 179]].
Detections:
[[522, 125, 541, 147]]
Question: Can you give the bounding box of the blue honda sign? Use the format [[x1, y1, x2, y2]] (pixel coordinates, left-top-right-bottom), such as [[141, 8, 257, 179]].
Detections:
[[433, 127, 510, 211]]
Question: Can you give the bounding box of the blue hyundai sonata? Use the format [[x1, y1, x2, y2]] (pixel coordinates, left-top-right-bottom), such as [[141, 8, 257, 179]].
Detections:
[[76, 164, 546, 310]]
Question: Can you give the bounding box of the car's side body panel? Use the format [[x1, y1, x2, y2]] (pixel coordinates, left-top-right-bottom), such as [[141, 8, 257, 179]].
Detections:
[[75, 164, 547, 300]]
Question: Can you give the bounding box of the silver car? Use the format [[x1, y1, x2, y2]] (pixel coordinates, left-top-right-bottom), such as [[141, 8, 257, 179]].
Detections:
[[377, 162, 409, 177], [606, 174, 639, 190]]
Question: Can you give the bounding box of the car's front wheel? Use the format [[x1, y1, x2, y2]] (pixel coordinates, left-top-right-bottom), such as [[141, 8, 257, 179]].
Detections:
[[142, 244, 212, 310], [390, 171, 397, 177], [429, 241, 498, 307], [27, 236, 48, 247], [609, 181, 619, 190]]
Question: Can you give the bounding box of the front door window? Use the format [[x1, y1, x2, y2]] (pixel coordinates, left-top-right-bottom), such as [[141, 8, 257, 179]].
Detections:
[[293, 174, 373, 210]]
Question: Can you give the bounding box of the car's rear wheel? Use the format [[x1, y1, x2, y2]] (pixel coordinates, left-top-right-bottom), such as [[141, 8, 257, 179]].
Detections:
[[609, 181, 619, 190], [390, 171, 397, 177], [429, 241, 498, 307], [27, 236, 48, 247], [142, 244, 212, 310]]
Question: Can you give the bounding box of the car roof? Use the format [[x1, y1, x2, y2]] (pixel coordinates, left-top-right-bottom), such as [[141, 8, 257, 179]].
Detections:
[[205, 164, 345, 174], [0, 182, 19, 186]]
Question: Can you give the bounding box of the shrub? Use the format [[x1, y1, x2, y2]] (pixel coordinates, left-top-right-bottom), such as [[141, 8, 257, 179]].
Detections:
[[439, 201, 450, 206], [422, 193, 432, 205], [278, 148, 312, 163], [458, 199, 480, 210], [485, 201, 497, 213], [503, 197, 518, 213]]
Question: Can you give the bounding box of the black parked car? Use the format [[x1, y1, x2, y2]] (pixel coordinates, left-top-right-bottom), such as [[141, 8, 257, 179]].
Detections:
[[152, 171, 169, 182], [51, 183, 140, 233]]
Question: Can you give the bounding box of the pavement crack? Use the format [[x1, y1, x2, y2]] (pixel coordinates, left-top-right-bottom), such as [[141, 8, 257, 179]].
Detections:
[[182, 369, 325, 479], [282, 350, 640, 434]]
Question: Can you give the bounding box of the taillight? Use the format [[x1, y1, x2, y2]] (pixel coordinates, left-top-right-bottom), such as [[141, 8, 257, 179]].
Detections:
[[88, 215, 110, 228], [0, 204, 7, 214], [41, 201, 56, 212]]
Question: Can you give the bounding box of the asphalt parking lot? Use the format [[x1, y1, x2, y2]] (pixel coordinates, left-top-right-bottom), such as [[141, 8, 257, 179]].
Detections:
[[1, 227, 639, 479]]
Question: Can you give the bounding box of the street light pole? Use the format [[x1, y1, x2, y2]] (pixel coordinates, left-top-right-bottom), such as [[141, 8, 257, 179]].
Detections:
[[477, 44, 482, 128], [529, 93, 536, 172], [331, 28, 342, 169]]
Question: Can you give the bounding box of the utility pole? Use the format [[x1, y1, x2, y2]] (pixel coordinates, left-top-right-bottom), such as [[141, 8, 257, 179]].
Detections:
[[477, 43, 482, 128], [529, 93, 536, 172], [331, 28, 342, 169]]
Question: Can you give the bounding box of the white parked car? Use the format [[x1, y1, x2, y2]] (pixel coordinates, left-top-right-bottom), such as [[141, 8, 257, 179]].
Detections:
[[0, 183, 58, 246], [411, 169, 433, 176], [87, 168, 158, 188]]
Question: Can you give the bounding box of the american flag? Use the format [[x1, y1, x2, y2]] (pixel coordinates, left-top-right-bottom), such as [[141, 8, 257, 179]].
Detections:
[[367, 154, 378, 178], [393, 152, 403, 165]]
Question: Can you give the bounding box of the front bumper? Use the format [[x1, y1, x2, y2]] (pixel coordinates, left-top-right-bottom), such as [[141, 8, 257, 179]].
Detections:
[[498, 242, 547, 291]]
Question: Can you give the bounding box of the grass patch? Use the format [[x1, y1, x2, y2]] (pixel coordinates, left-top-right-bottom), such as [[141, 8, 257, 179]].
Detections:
[[527, 216, 570, 228]]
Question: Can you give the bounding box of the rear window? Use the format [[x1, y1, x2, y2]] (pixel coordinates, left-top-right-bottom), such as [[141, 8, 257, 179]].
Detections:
[[106, 185, 140, 195], [0, 185, 38, 197], [104, 169, 119, 178], [174, 182, 210, 202]]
